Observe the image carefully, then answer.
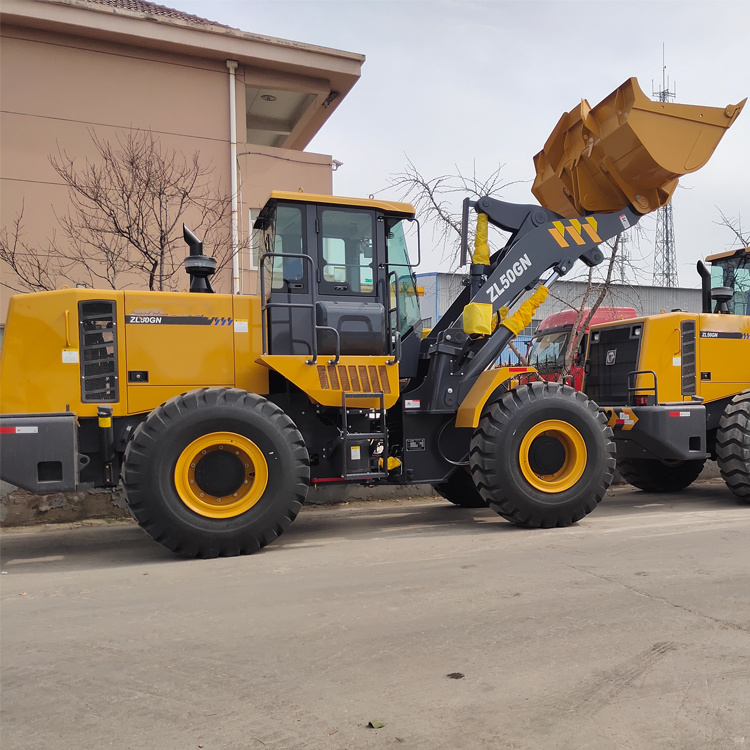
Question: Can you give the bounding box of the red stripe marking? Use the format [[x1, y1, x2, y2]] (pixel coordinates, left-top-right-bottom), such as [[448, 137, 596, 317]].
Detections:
[[0, 426, 16, 434], [509, 367, 528, 373]]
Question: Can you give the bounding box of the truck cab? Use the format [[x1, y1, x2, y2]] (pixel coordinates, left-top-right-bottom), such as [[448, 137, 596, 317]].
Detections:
[[527, 307, 637, 389]]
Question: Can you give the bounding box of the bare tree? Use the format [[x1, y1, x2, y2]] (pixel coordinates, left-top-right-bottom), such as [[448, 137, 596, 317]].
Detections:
[[49, 130, 235, 291], [388, 158, 522, 268], [0, 202, 64, 293], [555, 235, 622, 380], [715, 208, 748, 247], [542, 227, 655, 381]]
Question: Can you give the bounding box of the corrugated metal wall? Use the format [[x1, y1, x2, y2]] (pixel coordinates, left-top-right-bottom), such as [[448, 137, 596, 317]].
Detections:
[[417, 272, 702, 332]]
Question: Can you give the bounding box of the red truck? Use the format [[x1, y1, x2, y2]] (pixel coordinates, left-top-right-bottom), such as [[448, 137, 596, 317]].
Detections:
[[526, 307, 637, 390]]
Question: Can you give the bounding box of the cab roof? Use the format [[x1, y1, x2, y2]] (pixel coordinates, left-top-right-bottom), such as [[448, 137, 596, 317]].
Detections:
[[256, 191, 416, 228], [705, 247, 749, 263]]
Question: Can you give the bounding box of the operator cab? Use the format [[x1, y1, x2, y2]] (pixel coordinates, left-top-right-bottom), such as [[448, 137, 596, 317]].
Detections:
[[706, 247, 750, 315], [254, 192, 424, 375]]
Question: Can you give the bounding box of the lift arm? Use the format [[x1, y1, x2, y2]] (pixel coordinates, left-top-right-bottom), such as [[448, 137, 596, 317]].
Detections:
[[412, 77, 744, 414]]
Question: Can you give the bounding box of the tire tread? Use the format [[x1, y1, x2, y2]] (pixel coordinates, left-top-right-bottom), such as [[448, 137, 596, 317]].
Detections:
[[123, 387, 309, 557], [470, 382, 615, 528], [716, 390, 750, 501]]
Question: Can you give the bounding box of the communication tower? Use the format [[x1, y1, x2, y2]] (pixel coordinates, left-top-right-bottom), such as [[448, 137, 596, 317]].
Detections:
[[652, 50, 678, 287]]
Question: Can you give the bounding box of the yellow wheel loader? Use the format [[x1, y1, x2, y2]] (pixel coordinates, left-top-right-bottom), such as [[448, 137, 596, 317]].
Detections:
[[584, 247, 750, 498], [0, 79, 744, 556]]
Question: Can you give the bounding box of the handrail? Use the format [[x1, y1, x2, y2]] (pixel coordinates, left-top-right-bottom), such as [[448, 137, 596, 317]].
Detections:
[[387, 269, 402, 365], [627, 369, 659, 405], [259, 251, 328, 364]]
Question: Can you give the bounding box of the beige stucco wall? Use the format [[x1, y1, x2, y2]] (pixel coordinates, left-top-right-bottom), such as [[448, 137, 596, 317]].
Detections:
[[0, 19, 335, 321]]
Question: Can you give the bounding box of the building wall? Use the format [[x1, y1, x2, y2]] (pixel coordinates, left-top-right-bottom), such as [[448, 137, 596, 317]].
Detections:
[[0, 19, 335, 321]]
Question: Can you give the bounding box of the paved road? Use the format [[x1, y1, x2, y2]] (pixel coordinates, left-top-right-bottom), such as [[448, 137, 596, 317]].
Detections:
[[1, 480, 748, 750]]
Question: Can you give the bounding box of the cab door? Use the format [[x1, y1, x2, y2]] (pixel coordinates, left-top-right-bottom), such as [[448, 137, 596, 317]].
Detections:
[[315, 206, 388, 357]]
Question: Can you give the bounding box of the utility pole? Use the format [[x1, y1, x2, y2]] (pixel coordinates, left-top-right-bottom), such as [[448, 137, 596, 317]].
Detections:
[[652, 46, 678, 288]]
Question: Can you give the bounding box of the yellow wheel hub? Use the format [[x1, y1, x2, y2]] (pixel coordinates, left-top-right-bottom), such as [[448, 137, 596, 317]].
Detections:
[[519, 419, 587, 493], [174, 432, 268, 518]]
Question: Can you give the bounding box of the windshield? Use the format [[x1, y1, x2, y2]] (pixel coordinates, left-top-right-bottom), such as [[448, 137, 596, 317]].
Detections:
[[527, 331, 570, 370], [711, 252, 750, 315], [386, 219, 422, 337]]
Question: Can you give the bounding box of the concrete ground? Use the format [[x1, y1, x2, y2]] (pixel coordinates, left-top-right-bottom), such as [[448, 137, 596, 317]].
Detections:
[[1, 478, 748, 750]]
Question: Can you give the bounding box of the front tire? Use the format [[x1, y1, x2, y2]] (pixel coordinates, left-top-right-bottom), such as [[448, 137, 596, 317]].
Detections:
[[123, 388, 309, 557], [616, 457, 706, 492], [470, 382, 615, 527], [433, 467, 487, 508], [716, 390, 750, 501]]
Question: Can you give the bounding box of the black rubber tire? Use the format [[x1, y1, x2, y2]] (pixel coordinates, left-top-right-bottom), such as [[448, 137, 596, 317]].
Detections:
[[716, 390, 750, 501], [433, 467, 487, 508], [616, 457, 706, 493], [123, 388, 309, 558], [470, 382, 615, 527]]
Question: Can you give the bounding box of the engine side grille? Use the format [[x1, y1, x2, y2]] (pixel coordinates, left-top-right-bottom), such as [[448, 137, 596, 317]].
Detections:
[[585, 324, 642, 405], [680, 320, 697, 396], [79, 300, 119, 403]]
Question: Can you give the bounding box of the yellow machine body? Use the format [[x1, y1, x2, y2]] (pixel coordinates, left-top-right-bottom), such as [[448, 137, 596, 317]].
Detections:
[[0, 289, 273, 417], [257, 355, 400, 410], [589, 311, 750, 407], [0, 289, 408, 417], [532, 78, 745, 217]]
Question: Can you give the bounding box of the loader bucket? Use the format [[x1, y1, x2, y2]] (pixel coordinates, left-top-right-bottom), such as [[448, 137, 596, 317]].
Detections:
[[531, 77, 745, 218]]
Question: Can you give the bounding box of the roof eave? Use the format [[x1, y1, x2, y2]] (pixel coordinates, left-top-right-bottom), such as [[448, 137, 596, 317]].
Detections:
[[1, 0, 365, 145]]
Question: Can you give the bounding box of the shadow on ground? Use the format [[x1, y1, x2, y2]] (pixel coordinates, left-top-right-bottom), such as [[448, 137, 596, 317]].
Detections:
[[1, 480, 742, 574]]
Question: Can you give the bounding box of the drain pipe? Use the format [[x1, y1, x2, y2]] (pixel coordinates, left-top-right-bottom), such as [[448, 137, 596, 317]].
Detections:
[[227, 59, 240, 294]]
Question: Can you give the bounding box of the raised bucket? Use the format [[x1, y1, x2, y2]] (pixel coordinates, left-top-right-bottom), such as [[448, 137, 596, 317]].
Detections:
[[532, 77, 745, 218]]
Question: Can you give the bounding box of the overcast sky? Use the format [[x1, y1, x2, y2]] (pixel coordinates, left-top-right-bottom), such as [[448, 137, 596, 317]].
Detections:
[[180, 0, 749, 284]]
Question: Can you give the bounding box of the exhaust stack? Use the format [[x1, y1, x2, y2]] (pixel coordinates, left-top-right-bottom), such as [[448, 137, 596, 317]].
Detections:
[[183, 224, 217, 294]]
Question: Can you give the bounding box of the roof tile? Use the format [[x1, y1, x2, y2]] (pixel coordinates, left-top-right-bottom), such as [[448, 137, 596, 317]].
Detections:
[[79, 0, 233, 29]]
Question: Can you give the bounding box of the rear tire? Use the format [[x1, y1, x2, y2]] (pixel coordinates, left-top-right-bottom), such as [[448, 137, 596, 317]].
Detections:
[[433, 468, 487, 508], [716, 390, 750, 501], [123, 388, 309, 557], [470, 382, 615, 527], [616, 457, 706, 492]]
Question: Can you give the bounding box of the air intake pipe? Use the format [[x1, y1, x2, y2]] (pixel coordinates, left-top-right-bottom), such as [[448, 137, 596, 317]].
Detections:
[[183, 224, 217, 293]]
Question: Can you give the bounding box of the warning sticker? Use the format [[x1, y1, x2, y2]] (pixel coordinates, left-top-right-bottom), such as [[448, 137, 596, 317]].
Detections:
[[62, 349, 79, 364]]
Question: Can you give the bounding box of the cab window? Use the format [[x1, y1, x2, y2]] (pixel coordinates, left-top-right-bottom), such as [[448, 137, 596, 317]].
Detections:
[[319, 208, 375, 296], [263, 205, 304, 291], [386, 218, 423, 337]]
